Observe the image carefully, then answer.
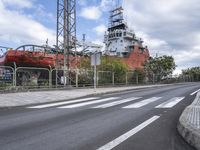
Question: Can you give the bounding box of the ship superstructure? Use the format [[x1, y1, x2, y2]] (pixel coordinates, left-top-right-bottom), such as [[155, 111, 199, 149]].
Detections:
[[104, 6, 149, 69], [104, 6, 146, 56]]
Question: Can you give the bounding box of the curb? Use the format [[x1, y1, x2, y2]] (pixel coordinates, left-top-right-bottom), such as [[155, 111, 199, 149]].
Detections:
[[0, 82, 188, 94], [0, 84, 168, 108], [177, 92, 200, 150]]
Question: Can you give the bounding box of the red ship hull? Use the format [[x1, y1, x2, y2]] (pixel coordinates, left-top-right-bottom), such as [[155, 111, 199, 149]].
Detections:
[[0, 50, 78, 68]]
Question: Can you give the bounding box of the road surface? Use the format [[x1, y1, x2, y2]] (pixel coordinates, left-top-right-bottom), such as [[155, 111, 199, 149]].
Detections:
[[0, 83, 200, 150]]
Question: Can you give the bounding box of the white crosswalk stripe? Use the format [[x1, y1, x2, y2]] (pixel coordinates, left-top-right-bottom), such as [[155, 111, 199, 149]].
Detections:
[[123, 97, 162, 108], [27, 96, 186, 109], [155, 97, 185, 108], [58, 97, 119, 108], [27, 97, 100, 108], [92, 97, 141, 108]]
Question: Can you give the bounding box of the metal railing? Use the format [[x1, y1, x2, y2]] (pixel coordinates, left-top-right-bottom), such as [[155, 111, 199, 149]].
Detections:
[[15, 67, 50, 89], [0, 66, 199, 91], [0, 66, 14, 90]]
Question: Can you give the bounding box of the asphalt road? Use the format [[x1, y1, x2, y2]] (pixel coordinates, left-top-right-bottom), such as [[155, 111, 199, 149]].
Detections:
[[0, 83, 200, 150]]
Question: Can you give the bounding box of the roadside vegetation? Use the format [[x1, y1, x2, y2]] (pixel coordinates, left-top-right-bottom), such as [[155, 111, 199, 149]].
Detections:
[[144, 55, 176, 82], [78, 55, 177, 85], [78, 56, 129, 85], [181, 67, 200, 82]]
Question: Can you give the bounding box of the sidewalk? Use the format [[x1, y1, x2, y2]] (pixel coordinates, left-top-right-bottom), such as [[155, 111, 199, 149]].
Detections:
[[0, 84, 166, 108], [178, 92, 200, 150]]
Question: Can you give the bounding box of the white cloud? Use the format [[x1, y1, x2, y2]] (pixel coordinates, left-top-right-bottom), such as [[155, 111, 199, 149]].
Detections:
[[0, 1, 55, 47], [123, 0, 200, 72], [80, 6, 102, 20], [33, 4, 55, 23], [2, 0, 33, 8], [92, 38, 105, 52], [93, 24, 107, 36], [80, 0, 116, 20], [78, 0, 87, 6], [136, 31, 169, 52], [173, 69, 182, 76], [100, 0, 116, 11]]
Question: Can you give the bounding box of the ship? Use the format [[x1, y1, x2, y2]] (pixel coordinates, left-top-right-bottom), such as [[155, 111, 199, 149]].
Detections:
[[104, 6, 149, 70], [0, 44, 79, 68]]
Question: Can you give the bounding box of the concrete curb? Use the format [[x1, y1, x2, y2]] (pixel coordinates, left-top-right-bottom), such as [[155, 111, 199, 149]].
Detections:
[[0, 84, 168, 108], [177, 92, 200, 150]]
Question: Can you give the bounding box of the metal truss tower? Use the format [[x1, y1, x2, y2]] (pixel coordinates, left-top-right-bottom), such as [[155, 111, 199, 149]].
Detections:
[[56, 0, 76, 86]]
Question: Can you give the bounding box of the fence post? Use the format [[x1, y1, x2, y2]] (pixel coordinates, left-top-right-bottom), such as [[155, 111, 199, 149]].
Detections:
[[97, 71, 99, 87], [136, 73, 139, 85], [126, 72, 128, 85], [12, 68, 15, 87], [153, 73, 155, 84], [13, 62, 17, 87], [49, 66, 52, 88], [112, 72, 115, 86], [76, 69, 78, 88], [55, 69, 58, 88]]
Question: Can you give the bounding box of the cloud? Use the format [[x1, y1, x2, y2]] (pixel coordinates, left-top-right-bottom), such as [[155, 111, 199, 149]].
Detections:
[[78, 0, 87, 6], [93, 24, 107, 36], [123, 0, 200, 71], [2, 0, 33, 8], [80, 6, 102, 20], [100, 0, 116, 11], [32, 4, 55, 23], [92, 38, 105, 52], [80, 0, 116, 20], [0, 0, 55, 47]]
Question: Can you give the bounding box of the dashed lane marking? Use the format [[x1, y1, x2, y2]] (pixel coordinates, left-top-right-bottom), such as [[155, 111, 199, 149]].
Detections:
[[190, 89, 200, 96], [97, 116, 160, 150]]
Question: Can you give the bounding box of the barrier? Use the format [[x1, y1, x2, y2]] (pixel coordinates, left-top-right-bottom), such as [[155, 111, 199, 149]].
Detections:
[[15, 67, 50, 89], [0, 66, 14, 90]]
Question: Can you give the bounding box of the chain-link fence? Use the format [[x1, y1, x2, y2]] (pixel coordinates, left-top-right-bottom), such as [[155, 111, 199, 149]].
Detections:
[[15, 67, 50, 89], [97, 71, 113, 86], [0, 66, 14, 90], [51, 69, 77, 88], [113, 71, 126, 85], [77, 69, 94, 87], [0, 66, 199, 91]]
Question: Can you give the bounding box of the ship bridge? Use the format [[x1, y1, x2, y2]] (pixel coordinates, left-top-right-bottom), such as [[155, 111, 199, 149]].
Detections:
[[104, 6, 145, 57]]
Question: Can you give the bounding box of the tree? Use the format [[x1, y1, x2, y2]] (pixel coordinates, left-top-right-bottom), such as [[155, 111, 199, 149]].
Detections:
[[77, 56, 129, 84], [99, 56, 129, 84], [144, 55, 176, 82], [182, 67, 200, 81]]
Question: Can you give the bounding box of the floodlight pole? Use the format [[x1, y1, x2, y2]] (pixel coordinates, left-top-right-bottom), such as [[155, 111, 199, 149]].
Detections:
[[56, 0, 76, 87]]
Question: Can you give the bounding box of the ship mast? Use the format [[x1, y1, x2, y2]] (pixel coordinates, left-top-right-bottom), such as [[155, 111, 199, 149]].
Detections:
[[109, 6, 125, 32]]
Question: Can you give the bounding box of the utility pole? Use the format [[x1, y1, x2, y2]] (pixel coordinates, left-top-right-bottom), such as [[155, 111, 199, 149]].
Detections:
[[56, 0, 76, 86]]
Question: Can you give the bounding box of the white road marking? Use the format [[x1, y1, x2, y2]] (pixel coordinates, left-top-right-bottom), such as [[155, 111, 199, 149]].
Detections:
[[97, 116, 160, 150], [190, 89, 200, 96], [155, 97, 185, 108], [58, 97, 119, 108], [92, 97, 141, 108], [123, 97, 162, 108], [27, 97, 99, 108]]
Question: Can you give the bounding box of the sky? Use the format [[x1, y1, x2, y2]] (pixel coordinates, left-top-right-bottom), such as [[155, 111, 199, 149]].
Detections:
[[0, 0, 200, 74]]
